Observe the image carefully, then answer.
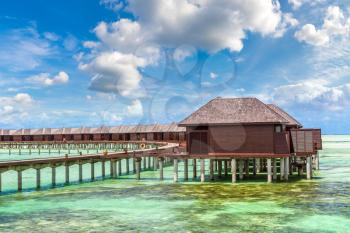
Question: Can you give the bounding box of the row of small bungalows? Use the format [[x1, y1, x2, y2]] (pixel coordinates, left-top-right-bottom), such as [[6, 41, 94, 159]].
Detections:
[[0, 123, 186, 142]]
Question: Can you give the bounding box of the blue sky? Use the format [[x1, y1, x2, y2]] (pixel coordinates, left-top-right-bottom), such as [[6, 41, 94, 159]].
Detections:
[[0, 0, 350, 134]]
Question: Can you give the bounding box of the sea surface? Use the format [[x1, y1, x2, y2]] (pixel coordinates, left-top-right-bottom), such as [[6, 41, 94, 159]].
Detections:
[[0, 135, 349, 232]]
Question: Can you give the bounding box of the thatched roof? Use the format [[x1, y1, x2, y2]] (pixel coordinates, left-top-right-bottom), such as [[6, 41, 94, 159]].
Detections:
[[267, 104, 302, 127], [179, 97, 288, 126]]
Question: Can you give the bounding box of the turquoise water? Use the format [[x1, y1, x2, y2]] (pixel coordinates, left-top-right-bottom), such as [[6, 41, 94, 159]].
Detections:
[[0, 136, 349, 232]]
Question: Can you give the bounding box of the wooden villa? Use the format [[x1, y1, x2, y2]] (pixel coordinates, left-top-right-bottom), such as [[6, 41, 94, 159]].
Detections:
[[178, 97, 322, 182]]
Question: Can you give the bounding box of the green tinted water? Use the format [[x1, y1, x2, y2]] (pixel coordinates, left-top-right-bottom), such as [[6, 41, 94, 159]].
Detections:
[[0, 136, 349, 232]]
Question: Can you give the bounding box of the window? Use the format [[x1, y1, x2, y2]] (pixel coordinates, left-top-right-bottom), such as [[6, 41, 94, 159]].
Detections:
[[275, 125, 282, 133]]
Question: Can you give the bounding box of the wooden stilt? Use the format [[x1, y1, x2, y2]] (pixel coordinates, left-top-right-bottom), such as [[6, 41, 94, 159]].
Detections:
[[126, 158, 130, 174], [306, 156, 312, 180], [218, 160, 222, 178], [239, 160, 244, 180], [159, 158, 164, 181], [200, 159, 205, 182], [209, 159, 214, 181], [18, 170, 22, 191], [118, 160, 122, 176], [91, 162, 95, 181], [285, 157, 289, 181], [36, 168, 41, 189], [224, 160, 228, 177], [231, 159, 237, 183], [280, 158, 285, 181], [253, 159, 256, 176], [256, 158, 261, 173], [136, 158, 141, 180], [193, 159, 197, 179], [267, 158, 272, 183], [245, 159, 249, 177], [184, 159, 188, 181], [65, 163, 69, 184], [79, 162, 83, 182], [173, 158, 178, 182], [52, 165, 56, 187], [101, 160, 105, 179], [273, 158, 277, 180]]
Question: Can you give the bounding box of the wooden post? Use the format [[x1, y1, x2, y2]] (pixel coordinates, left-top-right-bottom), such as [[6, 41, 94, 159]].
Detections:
[[126, 158, 130, 174], [110, 160, 116, 178], [159, 158, 164, 181], [239, 160, 244, 180], [245, 159, 249, 177], [231, 159, 237, 183], [280, 158, 285, 181], [184, 159, 189, 181], [143, 156, 146, 170], [256, 158, 260, 173], [224, 160, 228, 177], [52, 165, 56, 187], [267, 158, 272, 183], [273, 158, 277, 180], [91, 162, 95, 181], [36, 168, 41, 189], [133, 158, 136, 174], [136, 158, 141, 180], [193, 159, 197, 179], [65, 163, 69, 184], [101, 160, 105, 179], [173, 158, 178, 182], [253, 159, 256, 176], [218, 160, 222, 178], [79, 162, 83, 182], [285, 157, 289, 181], [153, 157, 157, 171], [18, 170, 22, 191], [147, 156, 151, 169], [200, 159, 205, 182], [316, 152, 320, 170], [306, 156, 312, 180], [209, 159, 214, 181], [118, 160, 122, 176]]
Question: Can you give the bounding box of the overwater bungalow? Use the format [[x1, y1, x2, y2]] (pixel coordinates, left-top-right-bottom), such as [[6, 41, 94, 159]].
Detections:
[[178, 97, 322, 181]]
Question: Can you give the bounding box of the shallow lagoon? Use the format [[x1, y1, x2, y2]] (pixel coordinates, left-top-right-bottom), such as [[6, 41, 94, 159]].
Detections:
[[0, 135, 349, 232]]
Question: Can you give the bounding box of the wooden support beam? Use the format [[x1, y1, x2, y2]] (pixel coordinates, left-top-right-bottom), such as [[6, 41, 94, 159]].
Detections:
[[231, 159, 237, 183], [101, 160, 105, 179], [218, 160, 222, 178], [280, 158, 285, 181], [36, 168, 41, 189], [253, 159, 256, 176], [126, 158, 130, 174], [52, 165, 56, 187], [91, 162, 95, 181], [118, 160, 122, 176], [184, 159, 188, 181], [65, 163, 70, 185], [200, 159, 205, 182], [133, 158, 136, 174], [159, 158, 164, 181], [285, 157, 289, 181], [18, 170, 22, 192], [224, 160, 228, 176], [239, 160, 244, 180], [273, 158, 277, 180], [209, 159, 214, 181], [245, 159, 249, 177], [193, 159, 197, 179], [173, 158, 178, 182], [79, 163, 83, 182], [256, 158, 260, 173], [267, 158, 272, 183], [306, 156, 312, 180], [136, 158, 141, 180]]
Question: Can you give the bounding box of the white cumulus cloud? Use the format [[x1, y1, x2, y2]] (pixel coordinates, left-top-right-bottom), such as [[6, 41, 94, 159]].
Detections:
[[295, 6, 350, 46], [27, 71, 69, 86]]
